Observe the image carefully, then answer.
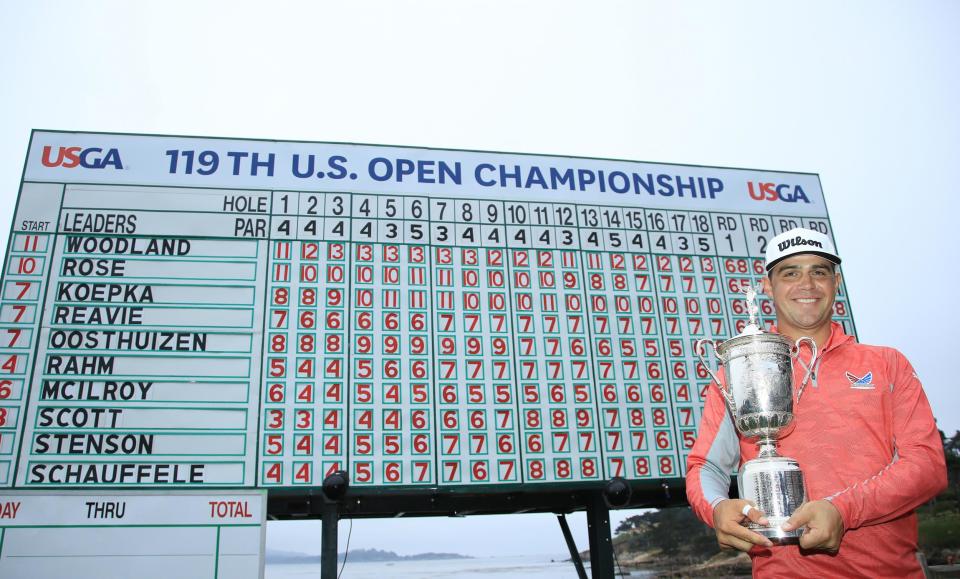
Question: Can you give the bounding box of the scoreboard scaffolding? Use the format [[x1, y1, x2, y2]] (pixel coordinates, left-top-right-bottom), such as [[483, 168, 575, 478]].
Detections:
[[0, 131, 853, 509]]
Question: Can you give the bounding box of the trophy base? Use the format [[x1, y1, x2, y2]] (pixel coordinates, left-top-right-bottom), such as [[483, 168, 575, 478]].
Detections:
[[738, 455, 807, 543], [747, 517, 803, 543]]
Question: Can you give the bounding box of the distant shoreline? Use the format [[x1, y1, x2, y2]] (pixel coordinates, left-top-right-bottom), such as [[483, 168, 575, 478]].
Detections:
[[266, 547, 471, 564]]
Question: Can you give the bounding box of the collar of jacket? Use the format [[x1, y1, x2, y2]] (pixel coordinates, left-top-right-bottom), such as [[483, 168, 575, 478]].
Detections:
[[767, 321, 855, 389], [767, 321, 854, 356]]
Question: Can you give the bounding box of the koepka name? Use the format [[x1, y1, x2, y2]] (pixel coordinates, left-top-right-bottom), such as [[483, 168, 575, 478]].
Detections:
[[57, 283, 153, 303]]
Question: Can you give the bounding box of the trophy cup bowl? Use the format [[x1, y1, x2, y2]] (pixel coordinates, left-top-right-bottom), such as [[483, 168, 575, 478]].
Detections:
[[719, 333, 797, 441], [696, 326, 817, 542]]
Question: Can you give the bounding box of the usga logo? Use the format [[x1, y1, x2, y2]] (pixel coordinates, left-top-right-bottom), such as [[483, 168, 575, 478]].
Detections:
[[41, 146, 123, 170], [747, 181, 810, 203]]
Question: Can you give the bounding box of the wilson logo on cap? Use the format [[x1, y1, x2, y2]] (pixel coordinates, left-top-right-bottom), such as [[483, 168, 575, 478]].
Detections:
[[777, 236, 824, 252]]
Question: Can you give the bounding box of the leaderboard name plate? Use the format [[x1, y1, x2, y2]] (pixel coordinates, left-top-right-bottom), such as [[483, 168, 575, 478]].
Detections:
[[0, 131, 854, 490]]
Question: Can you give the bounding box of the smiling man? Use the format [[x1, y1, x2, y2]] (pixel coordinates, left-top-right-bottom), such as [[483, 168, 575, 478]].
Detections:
[[686, 227, 947, 577]]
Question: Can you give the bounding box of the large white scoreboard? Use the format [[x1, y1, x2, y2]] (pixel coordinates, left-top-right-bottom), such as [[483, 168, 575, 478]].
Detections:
[[0, 130, 853, 492]]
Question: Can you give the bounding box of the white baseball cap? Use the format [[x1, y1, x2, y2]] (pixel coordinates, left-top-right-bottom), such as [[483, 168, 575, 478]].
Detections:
[[765, 227, 841, 272]]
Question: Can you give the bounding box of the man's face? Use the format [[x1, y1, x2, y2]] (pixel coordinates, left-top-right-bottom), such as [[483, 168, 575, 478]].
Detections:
[[762, 254, 841, 337]]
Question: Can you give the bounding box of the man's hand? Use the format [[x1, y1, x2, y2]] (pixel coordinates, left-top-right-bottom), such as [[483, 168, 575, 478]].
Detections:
[[781, 500, 845, 552], [712, 499, 773, 551]]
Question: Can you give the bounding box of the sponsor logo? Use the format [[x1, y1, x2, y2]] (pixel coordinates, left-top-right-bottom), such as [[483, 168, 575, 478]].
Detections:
[[747, 181, 810, 203], [41, 146, 123, 170], [777, 235, 823, 253], [845, 371, 875, 389]]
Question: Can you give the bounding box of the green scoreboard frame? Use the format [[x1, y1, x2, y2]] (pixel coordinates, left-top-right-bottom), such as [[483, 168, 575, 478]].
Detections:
[[0, 130, 854, 516]]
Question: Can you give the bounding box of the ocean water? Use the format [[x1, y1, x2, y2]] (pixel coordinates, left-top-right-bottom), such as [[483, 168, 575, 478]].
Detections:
[[266, 554, 656, 578]]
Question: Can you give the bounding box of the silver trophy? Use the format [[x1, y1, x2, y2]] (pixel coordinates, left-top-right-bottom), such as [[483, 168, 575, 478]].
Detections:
[[695, 284, 817, 541]]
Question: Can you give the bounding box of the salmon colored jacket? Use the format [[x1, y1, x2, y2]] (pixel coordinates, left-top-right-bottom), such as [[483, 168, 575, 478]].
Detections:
[[686, 322, 947, 577]]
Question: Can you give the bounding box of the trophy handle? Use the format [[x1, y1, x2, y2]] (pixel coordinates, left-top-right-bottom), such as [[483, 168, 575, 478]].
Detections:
[[694, 339, 735, 413], [791, 337, 819, 403]]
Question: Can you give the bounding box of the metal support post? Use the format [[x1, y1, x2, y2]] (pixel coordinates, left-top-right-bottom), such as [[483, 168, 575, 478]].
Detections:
[[557, 514, 589, 579], [587, 493, 615, 579], [321, 501, 339, 579]]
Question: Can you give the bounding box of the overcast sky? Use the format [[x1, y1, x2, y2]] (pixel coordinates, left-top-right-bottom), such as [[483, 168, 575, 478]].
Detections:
[[1, 0, 957, 559]]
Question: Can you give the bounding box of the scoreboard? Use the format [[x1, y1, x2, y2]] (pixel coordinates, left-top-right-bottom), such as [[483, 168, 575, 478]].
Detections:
[[0, 131, 853, 494]]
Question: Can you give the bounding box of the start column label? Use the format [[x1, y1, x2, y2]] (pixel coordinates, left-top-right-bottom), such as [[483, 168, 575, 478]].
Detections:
[[0, 183, 63, 485]]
